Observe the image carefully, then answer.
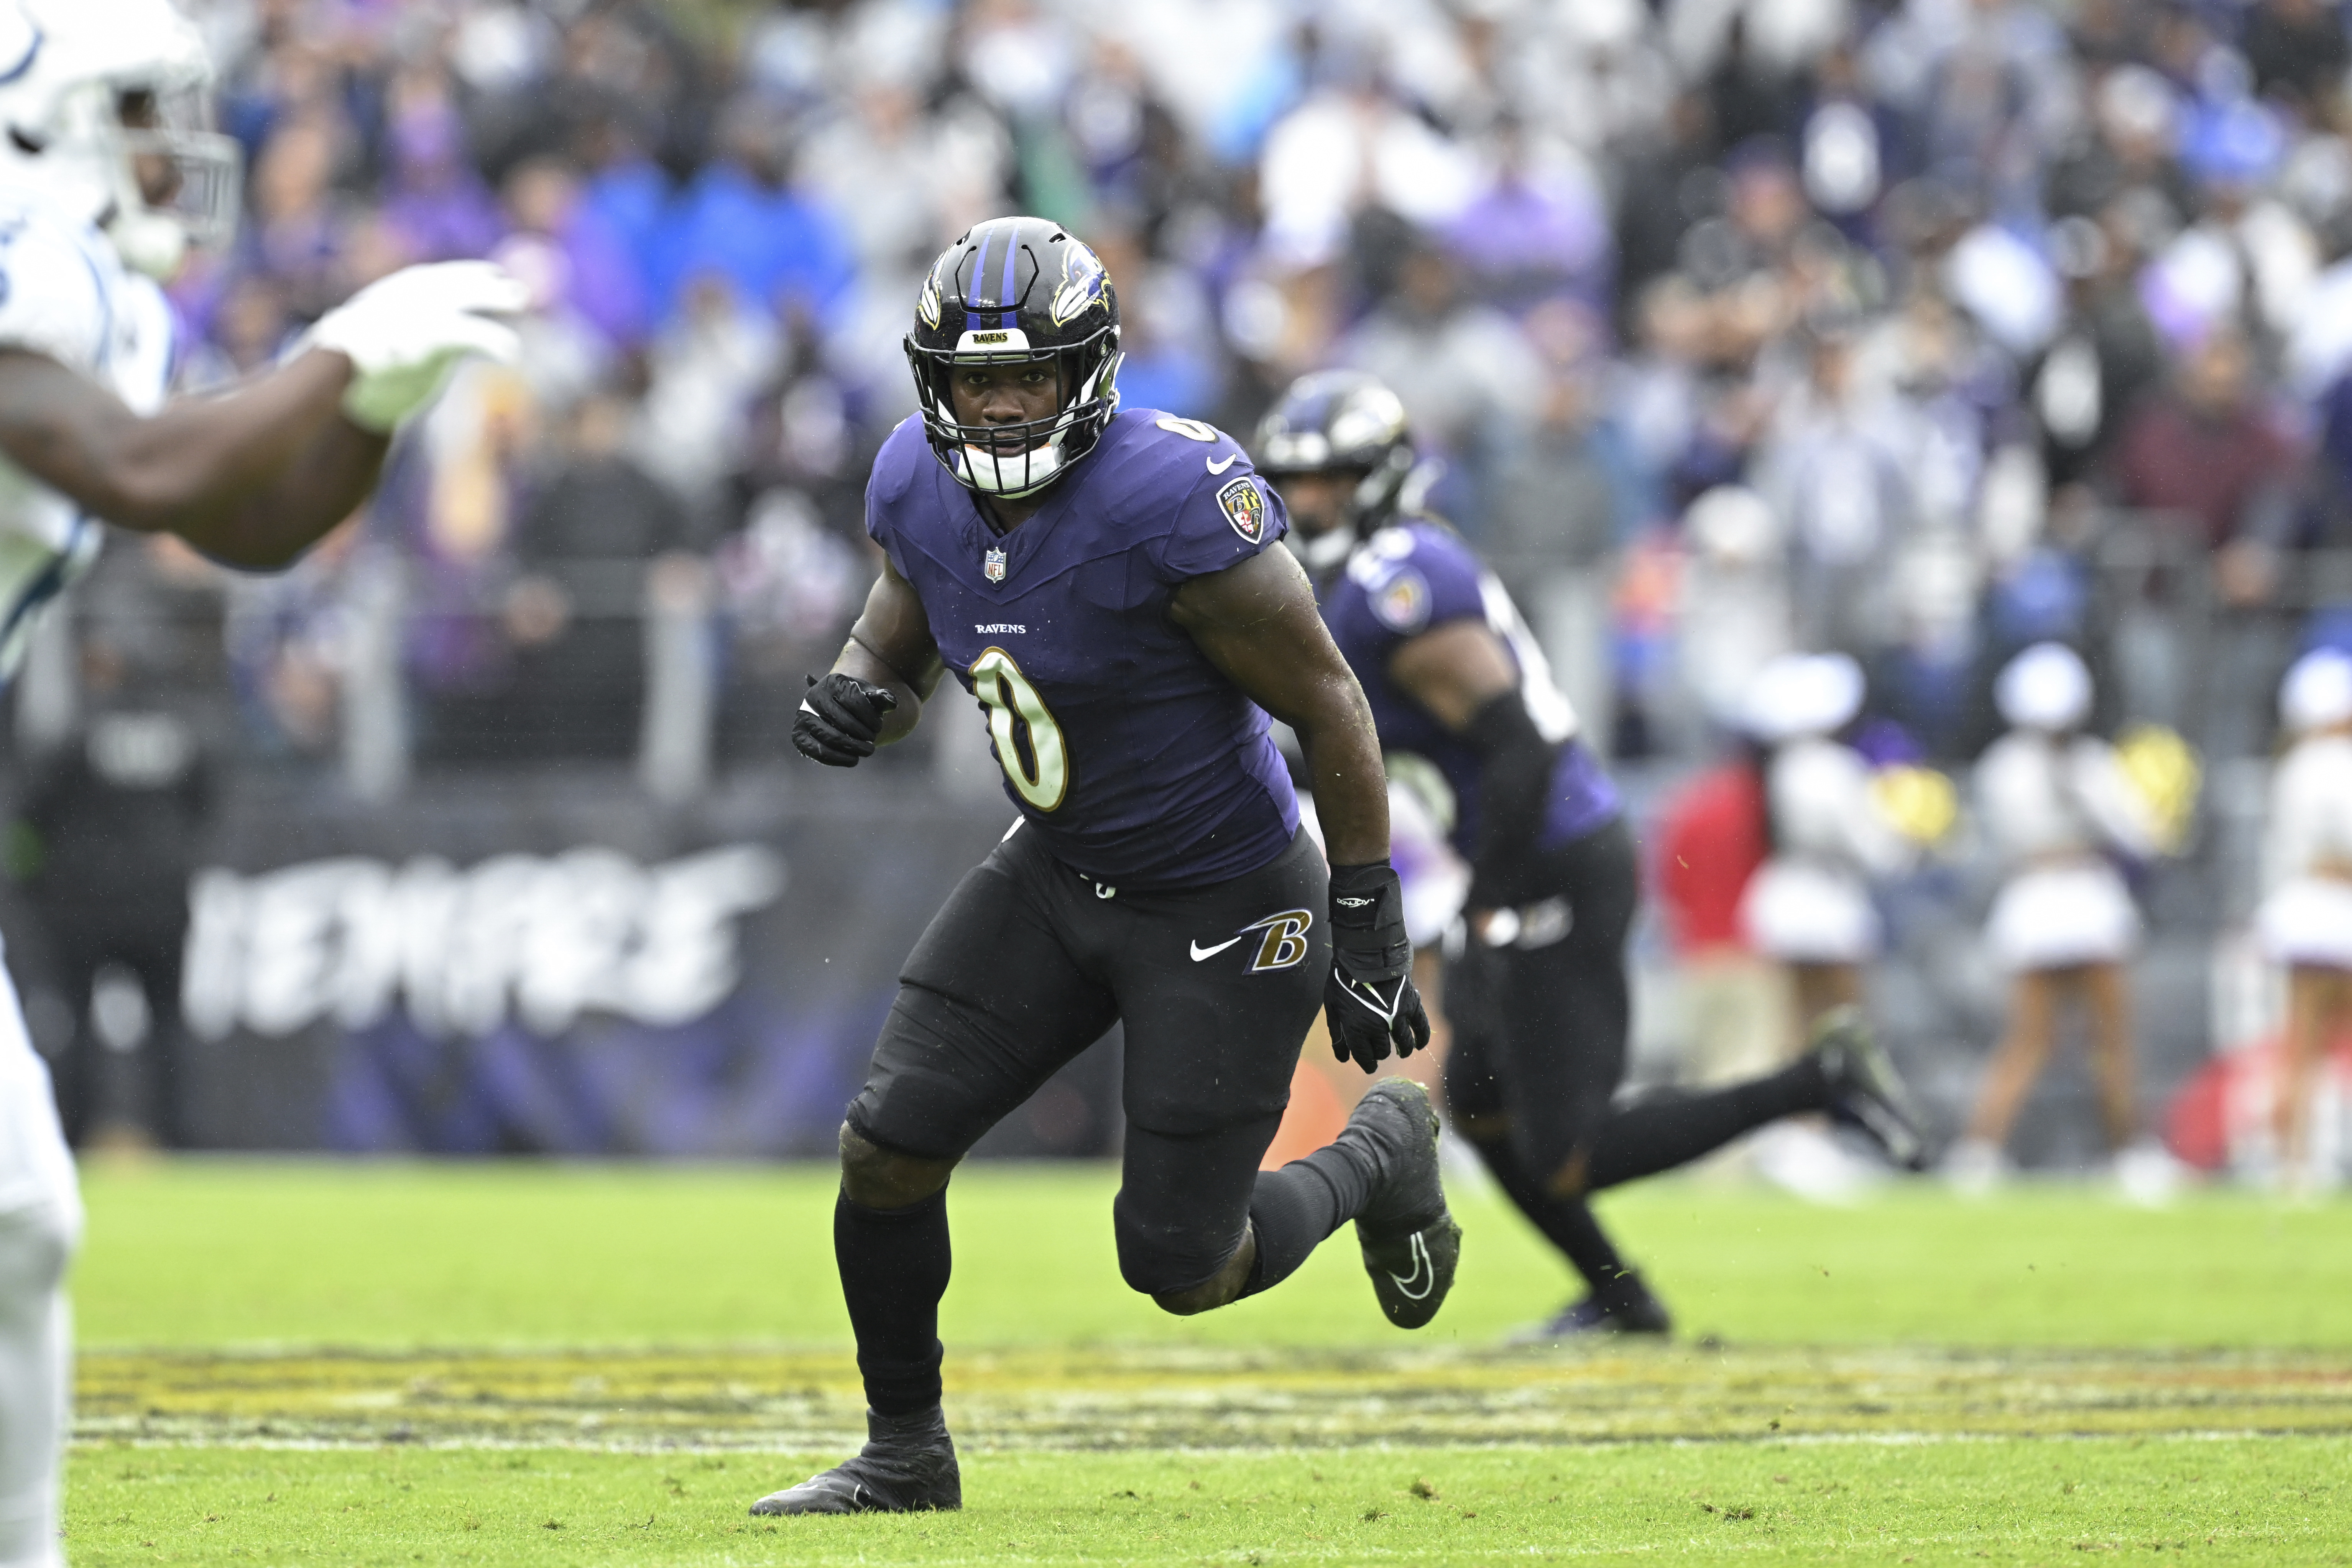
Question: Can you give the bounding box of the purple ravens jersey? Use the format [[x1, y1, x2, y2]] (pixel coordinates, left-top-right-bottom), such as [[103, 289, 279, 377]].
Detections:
[[866, 407, 1300, 889], [1318, 521, 1620, 856]]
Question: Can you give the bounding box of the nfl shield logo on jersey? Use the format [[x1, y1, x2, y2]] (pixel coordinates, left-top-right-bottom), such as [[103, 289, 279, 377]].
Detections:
[[985, 546, 1007, 583], [1216, 477, 1267, 543]]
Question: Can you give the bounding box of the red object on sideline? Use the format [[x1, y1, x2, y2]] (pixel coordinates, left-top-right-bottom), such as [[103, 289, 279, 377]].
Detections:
[[2163, 1035, 2352, 1171], [1653, 761, 1769, 955]]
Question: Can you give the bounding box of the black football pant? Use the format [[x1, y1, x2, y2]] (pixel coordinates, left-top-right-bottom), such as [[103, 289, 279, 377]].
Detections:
[[837, 824, 1379, 1414], [1442, 818, 1831, 1296]]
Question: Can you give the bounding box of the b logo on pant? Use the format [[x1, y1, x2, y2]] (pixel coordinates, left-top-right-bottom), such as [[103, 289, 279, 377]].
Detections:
[[1243, 908, 1315, 972]]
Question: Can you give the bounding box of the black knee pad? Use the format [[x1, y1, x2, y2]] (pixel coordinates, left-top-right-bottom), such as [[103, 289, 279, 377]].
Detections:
[[1111, 1186, 1246, 1298]]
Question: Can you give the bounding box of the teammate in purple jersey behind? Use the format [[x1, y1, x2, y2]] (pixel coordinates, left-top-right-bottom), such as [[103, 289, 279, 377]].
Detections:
[[1258, 371, 1931, 1340], [760, 219, 1458, 1517]]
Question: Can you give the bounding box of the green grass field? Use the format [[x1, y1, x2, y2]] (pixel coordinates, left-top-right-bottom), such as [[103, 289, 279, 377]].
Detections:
[[65, 1161, 2352, 1564]]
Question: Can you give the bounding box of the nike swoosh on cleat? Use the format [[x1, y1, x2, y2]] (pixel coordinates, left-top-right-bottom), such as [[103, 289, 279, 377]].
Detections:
[[1388, 1231, 1436, 1300], [1206, 453, 1238, 473], [1189, 935, 1245, 961]]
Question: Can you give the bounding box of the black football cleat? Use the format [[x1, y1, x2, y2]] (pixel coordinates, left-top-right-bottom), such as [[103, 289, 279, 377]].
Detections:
[[1810, 1006, 1931, 1171], [1344, 1079, 1462, 1330], [749, 1405, 962, 1516], [1509, 1271, 1673, 1343]]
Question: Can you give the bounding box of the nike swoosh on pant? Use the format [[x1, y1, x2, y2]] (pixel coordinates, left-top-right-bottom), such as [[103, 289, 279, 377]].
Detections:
[[1206, 454, 1238, 473], [1189, 935, 1245, 961]]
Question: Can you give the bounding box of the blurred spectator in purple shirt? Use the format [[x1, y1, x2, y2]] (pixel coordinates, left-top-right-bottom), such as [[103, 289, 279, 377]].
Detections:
[[1445, 119, 1614, 320], [380, 67, 506, 264], [497, 157, 649, 353]]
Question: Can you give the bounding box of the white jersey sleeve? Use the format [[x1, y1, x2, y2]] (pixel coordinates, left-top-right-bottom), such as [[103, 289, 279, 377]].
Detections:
[[0, 191, 171, 677], [0, 200, 117, 376]]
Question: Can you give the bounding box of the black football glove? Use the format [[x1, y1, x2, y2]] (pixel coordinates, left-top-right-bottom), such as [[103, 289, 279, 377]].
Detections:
[[1324, 861, 1432, 1073], [793, 672, 899, 766]]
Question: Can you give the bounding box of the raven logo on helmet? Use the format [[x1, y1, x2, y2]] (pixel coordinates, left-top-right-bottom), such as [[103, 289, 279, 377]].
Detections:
[[1049, 242, 1109, 327]]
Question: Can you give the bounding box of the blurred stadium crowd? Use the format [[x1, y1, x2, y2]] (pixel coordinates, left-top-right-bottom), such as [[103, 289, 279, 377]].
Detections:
[[17, 0, 2352, 1170], [46, 0, 2345, 776]]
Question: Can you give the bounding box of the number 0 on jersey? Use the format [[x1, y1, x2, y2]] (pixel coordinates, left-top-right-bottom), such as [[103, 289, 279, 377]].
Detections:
[[970, 646, 1069, 810]]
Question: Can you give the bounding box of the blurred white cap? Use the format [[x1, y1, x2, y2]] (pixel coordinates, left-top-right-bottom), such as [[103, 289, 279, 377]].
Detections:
[[1685, 484, 1779, 566], [1744, 652, 1864, 743], [1996, 642, 2092, 732], [2280, 647, 2352, 732]]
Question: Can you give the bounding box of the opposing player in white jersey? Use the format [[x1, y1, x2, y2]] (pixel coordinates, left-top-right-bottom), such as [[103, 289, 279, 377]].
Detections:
[[0, 5, 521, 1561]]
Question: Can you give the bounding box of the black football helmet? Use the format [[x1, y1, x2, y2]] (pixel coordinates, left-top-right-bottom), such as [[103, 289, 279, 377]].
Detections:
[[1253, 370, 1416, 568], [904, 216, 1123, 499]]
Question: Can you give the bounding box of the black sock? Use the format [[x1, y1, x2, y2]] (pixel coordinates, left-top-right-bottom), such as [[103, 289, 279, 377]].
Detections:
[[1583, 1057, 1830, 1192], [835, 1188, 951, 1416], [1241, 1141, 1372, 1295], [1469, 1134, 1632, 1292]]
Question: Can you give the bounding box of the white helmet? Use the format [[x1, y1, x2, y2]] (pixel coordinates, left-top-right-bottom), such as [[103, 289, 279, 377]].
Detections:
[[0, 0, 240, 278]]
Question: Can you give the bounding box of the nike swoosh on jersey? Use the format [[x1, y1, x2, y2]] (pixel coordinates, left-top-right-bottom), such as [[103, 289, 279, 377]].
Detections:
[[1389, 1231, 1437, 1300], [1206, 453, 1238, 474], [1189, 935, 1245, 961]]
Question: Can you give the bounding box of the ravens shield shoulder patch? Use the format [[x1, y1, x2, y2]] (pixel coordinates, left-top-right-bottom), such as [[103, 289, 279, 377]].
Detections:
[[1217, 476, 1267, 544]]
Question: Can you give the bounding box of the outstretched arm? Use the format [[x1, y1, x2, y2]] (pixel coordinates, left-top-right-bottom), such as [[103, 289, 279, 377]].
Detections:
[[0, 347, 387, 569], [0, 259, 523, 570], [1171, 541, 1388, 863]]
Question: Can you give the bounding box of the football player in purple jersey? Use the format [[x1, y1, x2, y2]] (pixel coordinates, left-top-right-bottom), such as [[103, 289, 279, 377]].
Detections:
[[1257, 370, 1931, 1341], [760, 218, 1454, 1516]]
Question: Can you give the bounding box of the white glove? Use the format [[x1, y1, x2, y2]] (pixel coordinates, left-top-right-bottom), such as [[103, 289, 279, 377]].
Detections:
[[305, 260, 530, 433]]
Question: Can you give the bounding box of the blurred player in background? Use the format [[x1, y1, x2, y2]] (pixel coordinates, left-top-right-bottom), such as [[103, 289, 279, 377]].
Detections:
[[1946, 644, 2171, 1202], [771, 217, 1451, 1516], [1255, 371, 1929, 1339], [0, 4, 522, 1562], [2259, 648, 2352, 1193]]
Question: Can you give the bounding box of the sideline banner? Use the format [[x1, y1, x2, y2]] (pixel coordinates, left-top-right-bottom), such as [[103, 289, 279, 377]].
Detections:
[[166, 772, 1118, 1158]]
